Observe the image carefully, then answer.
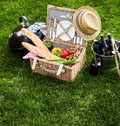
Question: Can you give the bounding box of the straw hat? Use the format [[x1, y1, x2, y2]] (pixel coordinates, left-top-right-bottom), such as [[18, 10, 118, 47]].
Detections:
[[73, 6, 101, 41]]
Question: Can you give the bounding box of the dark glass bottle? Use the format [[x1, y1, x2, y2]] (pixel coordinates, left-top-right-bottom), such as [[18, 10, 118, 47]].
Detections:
[[100, 34, 108, 55], [89, 56, 101, 76], [107, 33, 113, 52], [93, 39, 103, 55], [93, 39, 99, 54], [98, 39, 104, 55]]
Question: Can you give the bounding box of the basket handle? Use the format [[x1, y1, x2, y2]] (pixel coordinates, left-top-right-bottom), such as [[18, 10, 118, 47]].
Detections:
[[40, 64, 65, 76]]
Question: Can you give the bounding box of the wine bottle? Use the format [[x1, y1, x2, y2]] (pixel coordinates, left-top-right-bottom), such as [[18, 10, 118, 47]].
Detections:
[[107, 33, 113, 52], [89, 56, 101, 76], [93, 39, 98, 53], [100, 34, 108, 55]]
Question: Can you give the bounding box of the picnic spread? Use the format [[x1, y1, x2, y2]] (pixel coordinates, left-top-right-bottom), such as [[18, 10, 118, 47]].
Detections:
[[8, 5, 120, 81]]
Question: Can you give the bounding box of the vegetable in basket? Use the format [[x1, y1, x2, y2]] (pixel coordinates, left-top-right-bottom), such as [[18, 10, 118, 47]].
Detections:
[[47, 58, 79, 65], [51, 47, 62, 57], [60, 49, 70, 58], [44, 41, 53, 51]]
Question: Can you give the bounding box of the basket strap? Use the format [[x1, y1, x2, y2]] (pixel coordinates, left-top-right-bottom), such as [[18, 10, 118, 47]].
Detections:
[[56, 64, 64, 76], [31, 57, 38, 70], [40, 64, 65, 75]]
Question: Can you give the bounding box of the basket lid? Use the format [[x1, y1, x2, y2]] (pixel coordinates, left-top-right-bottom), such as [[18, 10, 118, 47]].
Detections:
[[46, 5, 87, 47]]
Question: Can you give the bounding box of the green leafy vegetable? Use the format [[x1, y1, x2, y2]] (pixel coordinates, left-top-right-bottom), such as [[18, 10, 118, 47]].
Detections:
[[44, 41, 53, 51]]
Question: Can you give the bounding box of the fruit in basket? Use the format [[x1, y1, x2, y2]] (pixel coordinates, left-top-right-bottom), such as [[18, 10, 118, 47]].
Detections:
[[52, 47, 62, 57], [44, 41, 53, 51], [60, 49, 70, 58]]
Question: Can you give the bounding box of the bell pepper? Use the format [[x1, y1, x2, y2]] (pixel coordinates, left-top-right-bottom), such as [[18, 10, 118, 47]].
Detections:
[[52, 47, 62, 57], [60, 49, 70, 58]]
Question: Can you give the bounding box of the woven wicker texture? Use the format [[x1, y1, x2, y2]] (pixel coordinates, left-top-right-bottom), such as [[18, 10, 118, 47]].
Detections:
[[29, 5, 87, 81]]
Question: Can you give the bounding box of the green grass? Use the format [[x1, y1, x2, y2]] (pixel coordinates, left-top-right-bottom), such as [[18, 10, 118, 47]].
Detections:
[[0, 0, 120, 126]]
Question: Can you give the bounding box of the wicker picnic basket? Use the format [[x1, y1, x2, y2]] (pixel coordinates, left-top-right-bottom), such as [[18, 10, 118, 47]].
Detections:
[[29, 5, 87, 81]]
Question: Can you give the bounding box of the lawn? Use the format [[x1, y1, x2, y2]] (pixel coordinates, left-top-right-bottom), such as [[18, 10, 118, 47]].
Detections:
[[0, 0, 120, 126]]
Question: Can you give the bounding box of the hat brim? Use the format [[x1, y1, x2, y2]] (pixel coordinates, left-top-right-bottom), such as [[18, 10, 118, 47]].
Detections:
[[73, 6, 101, 41]]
